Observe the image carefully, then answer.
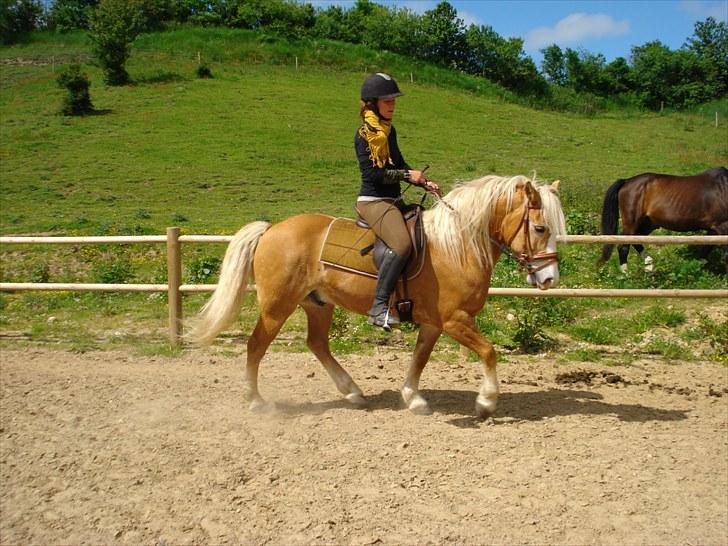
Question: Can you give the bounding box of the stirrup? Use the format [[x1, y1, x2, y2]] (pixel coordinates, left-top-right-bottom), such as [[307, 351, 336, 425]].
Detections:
[[367, 309, 400, 331]]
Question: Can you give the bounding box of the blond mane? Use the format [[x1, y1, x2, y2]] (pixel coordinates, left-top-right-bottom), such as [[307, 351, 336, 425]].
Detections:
[[422, 174, 566, 269]]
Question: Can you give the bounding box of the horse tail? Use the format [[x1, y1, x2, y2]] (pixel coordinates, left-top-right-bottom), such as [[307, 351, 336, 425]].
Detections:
[[187, 221, 271, 346], [599, 178, 627, 264]]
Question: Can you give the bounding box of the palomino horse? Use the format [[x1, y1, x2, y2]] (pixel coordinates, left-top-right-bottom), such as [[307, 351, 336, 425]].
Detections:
[[599, 167, 728, 272], [189, 175, 566, 418]]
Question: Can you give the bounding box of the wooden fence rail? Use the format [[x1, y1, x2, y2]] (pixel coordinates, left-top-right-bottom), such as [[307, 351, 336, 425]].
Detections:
[[1, 230, 727, 346]]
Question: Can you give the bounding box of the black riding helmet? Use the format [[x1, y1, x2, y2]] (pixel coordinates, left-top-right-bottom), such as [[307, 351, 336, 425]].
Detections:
[[360, 73, 404, 100]]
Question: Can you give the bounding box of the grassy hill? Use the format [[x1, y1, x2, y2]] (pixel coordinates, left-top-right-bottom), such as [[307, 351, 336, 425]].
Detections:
[[0, 28, 726, 358], [2, 27, 726, 235]]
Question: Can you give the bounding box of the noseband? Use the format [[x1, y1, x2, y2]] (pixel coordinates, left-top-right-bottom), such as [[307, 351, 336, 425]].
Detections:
[[496, 200, 559, 274]]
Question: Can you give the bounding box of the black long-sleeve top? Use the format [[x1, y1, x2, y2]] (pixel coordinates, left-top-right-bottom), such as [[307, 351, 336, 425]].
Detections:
[[355, 125, 411, 200]]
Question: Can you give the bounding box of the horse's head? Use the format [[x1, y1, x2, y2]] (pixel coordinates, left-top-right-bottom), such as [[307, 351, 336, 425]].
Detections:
[[501, 179, 563, 290]]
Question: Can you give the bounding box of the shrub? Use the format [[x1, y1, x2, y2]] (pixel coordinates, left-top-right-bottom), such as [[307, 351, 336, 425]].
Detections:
[[91, 257, 134, 283], [88, 0, 143, 85], [56, 63, 94, 115], [196, 63, 213, 78], [511, 300, 557, 354], [30, 263, 50, 283], [185, 256, 220, 284]]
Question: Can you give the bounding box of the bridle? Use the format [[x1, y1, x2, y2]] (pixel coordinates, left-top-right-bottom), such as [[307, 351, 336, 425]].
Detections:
[[493, 199, 560, 274], [410, 180, 559, 274]]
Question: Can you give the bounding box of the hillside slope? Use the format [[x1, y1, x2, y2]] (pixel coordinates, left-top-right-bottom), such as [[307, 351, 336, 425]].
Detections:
[[1, 28, 726, 235]]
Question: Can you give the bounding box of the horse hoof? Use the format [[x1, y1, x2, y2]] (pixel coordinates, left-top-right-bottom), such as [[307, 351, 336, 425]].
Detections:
[[249, 398, 273, 413], [345, 393, 367, 407], [409, 399, 433, 415], [475, 395, 497, 420]]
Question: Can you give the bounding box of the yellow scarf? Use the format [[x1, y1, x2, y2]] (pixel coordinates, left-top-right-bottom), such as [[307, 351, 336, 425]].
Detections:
[[358, 109, 392, 168]]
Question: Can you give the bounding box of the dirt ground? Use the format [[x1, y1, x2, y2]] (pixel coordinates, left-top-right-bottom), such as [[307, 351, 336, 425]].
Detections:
[[1, 345, 726, 546]]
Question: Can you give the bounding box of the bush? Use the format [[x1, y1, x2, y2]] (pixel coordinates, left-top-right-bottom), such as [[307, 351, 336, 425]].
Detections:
[[88, 0, 143, 85], [195, 63, 213, 78], [184, 256, 220, 284], [511, 299, 558, 354], [56, 63, 93, 115], [91, 257, 134, 283]]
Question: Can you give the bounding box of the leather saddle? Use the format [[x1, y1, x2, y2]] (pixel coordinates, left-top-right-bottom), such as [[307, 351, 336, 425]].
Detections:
[[355, 203, 426, 273]]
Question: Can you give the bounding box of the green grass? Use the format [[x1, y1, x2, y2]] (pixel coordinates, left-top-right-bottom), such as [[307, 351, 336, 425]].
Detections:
[[1, 28, 727, 360]]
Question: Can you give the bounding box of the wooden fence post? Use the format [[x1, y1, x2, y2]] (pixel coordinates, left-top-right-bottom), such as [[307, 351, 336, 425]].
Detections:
[[167, 227, 183, 346]]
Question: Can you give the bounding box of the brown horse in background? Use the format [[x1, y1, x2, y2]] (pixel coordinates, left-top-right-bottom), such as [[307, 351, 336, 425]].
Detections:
[[188, 175, 565, 419], [599, 167, 728, 272]]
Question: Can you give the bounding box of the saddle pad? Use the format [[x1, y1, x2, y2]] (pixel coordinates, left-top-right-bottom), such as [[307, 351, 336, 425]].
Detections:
[[320, 218, 379, 278], [319, 218, 425, 280]]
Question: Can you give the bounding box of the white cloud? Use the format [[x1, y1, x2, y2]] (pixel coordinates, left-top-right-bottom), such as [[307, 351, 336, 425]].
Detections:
[[678, 0, 728, 20], [525, 12, 630, 52]]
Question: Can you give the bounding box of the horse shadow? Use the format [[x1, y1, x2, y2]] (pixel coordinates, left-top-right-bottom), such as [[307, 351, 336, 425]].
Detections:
[[272, 387, 689, 427]]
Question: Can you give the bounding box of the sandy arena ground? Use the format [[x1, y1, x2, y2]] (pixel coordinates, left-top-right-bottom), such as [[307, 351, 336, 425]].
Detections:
[[1, 346, 727, 545]]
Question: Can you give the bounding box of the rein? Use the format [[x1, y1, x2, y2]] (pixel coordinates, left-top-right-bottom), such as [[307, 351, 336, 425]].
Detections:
[[494, 200, 559, 274]]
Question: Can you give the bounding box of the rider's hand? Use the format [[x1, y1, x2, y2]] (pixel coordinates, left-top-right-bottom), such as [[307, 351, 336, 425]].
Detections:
[[407, 169, 427, 185], [423, 180, 441, 196], [407, 170, 441, 197]]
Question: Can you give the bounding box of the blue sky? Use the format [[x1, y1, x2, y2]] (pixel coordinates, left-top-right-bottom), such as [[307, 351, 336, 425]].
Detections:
[[307, 0, 727, 63]]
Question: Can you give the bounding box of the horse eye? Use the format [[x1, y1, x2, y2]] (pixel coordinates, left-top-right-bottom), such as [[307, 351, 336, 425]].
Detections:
[[533, 225, 546, 234]]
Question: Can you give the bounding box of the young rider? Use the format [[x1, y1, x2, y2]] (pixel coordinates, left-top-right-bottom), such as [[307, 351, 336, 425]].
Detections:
[[354, 72, 440, 330]]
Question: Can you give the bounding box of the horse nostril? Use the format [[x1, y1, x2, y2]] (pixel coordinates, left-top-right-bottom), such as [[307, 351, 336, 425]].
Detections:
[[538, 278, 554, 290]]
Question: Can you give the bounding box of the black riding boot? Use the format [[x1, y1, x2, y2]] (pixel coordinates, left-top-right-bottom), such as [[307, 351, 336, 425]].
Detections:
[[368, 248, 408, 331]]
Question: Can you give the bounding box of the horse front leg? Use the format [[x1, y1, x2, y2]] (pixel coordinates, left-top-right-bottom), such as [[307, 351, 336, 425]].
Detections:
[[402, 323, 441, 415], [444, 311, 498, 419]]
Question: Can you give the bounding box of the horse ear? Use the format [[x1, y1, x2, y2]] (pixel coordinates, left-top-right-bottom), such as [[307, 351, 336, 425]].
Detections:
[[524, 180, 541, 205], [549, 180, 561, 193]]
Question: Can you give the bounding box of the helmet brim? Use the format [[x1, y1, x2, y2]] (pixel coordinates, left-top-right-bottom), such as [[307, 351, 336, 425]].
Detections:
[[374, 92, 404, 100]]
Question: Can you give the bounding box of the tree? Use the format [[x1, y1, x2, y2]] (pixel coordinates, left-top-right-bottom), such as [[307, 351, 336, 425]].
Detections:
[[0, 0, 44, 44], [630, 41, 714, 109], [559, 48, 617, 97], [420, 2, 467, 69], [312, 4, 358, 44], [604, 57, 632, 96], [540, 44, 566, 85], [685, 16, 728, 96], [464, 24, 546, 96], [88, 0, 144, 85], [48, 0, 98, 31], [233, 0, 315, 39]]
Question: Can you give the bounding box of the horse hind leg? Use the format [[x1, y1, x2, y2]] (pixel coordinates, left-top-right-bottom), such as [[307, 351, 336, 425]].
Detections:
[[636, 221, 655, 272], [638, 246, 654, 272], [302, 302, 366, 406], [245, 301, 298, 411], [617, 244, 630, 273]]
